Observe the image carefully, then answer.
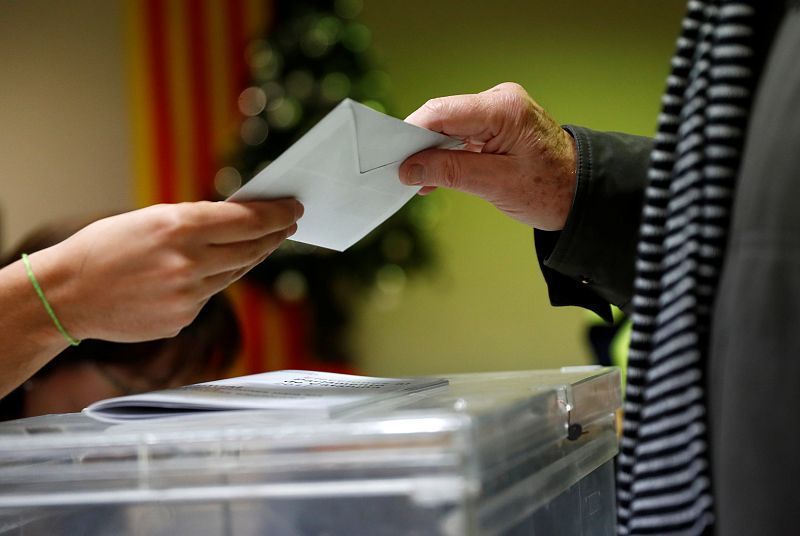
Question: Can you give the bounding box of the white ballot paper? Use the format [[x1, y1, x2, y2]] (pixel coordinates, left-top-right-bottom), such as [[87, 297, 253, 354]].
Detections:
[[84, 370, 448, 423], [228, 99, 463, 251]]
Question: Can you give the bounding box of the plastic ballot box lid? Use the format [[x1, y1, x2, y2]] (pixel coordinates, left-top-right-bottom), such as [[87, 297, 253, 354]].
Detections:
[[0, 367, 621, 536]]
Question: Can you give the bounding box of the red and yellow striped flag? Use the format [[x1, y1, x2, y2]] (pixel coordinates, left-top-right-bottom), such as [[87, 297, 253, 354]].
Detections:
[[125, 0, 270, 205], [123, 0, 349, 376]]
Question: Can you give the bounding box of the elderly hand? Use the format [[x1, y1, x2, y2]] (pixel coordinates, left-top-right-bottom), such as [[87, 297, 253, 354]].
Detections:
[[30, 199, 301, 342], [399, 82, 577, 231]]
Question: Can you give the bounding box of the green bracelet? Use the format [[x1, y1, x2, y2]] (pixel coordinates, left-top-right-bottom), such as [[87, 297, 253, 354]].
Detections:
[[21, 253, 81, 346]]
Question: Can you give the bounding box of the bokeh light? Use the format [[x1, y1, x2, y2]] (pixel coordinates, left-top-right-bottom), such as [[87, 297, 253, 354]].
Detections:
[[266, 96, 302, 129], [238, 86, 267, 116], [381, 230, 414, 263], [334, 0, 363, 19], [214, 167, 242, 197], [275, 270, 308, 302], [376, 264, 406, 295], [247, 40, 282, 82], [320, 72, 351, 102], [408, 196, 444, 231], [240, 116, 269, 145], [341, 22, 371, 53]]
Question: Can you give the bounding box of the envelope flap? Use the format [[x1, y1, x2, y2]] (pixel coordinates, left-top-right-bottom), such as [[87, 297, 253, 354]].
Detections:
[[347, 99, 461, 173]]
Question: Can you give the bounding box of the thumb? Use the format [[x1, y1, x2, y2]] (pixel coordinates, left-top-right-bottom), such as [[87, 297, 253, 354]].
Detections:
[[399, 148, 515, 200]]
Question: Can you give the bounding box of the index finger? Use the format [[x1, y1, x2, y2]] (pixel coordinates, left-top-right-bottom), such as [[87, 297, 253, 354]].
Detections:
[[405, 85, 524, 143], [185, 199, 303, 244]]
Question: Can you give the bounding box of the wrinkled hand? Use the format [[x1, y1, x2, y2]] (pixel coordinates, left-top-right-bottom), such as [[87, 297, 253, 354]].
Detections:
[[32, 200, 301, 341], [399, 82, 577, 231]]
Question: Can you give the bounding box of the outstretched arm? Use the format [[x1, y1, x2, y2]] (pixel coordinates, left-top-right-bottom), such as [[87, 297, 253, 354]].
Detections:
[[0, 199, 302, 398]]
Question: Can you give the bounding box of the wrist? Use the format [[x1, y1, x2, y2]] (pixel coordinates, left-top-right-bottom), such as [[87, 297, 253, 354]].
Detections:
[[561, 128, 578, 200], [545, 128, 579, 231], [0, 256, 69, 352], [27, 243, 90, 341]]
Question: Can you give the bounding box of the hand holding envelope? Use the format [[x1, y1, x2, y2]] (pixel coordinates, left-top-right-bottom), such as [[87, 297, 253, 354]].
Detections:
[[228, 99, 462, 251]]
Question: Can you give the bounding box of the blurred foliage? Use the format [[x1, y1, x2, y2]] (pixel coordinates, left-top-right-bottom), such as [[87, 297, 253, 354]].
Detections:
[[225, 0, 441, 363]]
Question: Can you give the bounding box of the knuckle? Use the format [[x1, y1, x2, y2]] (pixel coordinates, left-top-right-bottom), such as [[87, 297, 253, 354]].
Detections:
[[498, 89, 530, 115], [490, 89, 538, 136], [439, 155, 462, 189], [496, 81, 525, 94], [422, 97, 447, 117], [184, 200, 216, 226], [157, 203, 201, 239], [142, 203, 172, 231], [483, 82, 532, 114], [167, 253, 199, 282]]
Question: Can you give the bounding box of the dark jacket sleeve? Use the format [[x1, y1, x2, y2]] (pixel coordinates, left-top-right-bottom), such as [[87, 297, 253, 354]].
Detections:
[[534, 125, 652, 321]]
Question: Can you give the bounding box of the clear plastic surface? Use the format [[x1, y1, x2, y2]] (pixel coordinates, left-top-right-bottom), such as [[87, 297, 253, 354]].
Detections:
[[0, 368, 621, 535]]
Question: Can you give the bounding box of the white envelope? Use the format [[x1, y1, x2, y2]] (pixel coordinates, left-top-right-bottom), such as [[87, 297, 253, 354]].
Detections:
[[228, 99, 462, 251]]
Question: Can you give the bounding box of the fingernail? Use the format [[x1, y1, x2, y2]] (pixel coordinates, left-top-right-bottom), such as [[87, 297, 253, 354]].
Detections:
[[403, 164, 425, 185], [295, 201, 305, 219]]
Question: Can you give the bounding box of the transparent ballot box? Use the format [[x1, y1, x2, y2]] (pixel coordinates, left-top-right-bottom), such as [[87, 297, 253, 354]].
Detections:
[[0, 368, 621, 535]]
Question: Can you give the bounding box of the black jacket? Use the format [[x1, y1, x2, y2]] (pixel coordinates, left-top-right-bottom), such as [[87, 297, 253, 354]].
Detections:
[[533, 5, 798, 534]]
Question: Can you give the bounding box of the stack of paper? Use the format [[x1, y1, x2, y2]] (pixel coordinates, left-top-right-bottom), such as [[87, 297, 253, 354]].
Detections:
[[84, 370, 448, 423]]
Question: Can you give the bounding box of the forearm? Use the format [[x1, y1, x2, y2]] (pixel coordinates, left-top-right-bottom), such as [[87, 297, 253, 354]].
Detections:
[[0, 200, 300, 399], [0, 250, 71, 398]]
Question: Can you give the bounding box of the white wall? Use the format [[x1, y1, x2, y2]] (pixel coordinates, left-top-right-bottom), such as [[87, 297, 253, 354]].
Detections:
[[0, 0, 132, 252]]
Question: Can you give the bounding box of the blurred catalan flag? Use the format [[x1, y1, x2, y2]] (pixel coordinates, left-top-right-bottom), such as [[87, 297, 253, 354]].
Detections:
[[123, 0, 348, 377], [125, 0, 270, 205]]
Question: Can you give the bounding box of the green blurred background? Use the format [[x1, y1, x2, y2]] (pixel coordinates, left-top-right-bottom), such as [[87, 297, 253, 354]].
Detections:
[[354, 0, 684, 375]]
